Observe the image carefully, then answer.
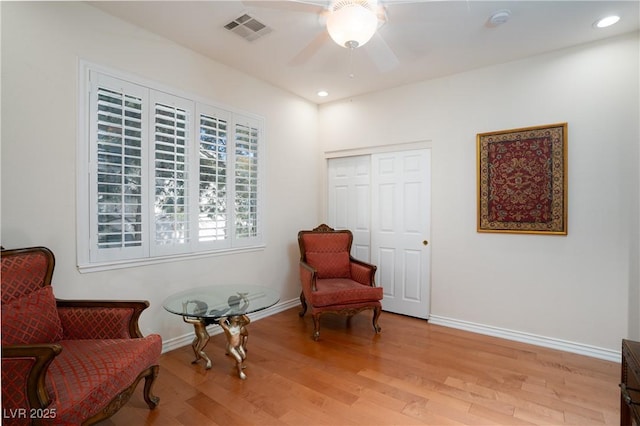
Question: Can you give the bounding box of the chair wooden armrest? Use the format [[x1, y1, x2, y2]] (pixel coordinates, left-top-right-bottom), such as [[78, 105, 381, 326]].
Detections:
[[2, 343, 63, 410], [299, 261, 317, 292], [56, 299, 150, 339], [349, 257, 377, 286]]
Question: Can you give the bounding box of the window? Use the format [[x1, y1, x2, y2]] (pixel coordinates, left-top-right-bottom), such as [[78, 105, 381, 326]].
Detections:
[[78, 64, 264, 271]]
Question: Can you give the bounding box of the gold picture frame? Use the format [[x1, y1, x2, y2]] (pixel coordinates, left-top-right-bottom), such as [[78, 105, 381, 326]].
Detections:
[[477, 123, 568, 235]]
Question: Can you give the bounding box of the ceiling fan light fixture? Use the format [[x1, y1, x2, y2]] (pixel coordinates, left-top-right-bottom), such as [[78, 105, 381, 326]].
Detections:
[[326, 0, 378, 49]]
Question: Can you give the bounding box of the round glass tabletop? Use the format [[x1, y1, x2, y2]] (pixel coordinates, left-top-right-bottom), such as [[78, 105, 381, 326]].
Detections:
[[162, 284, 280, 319]]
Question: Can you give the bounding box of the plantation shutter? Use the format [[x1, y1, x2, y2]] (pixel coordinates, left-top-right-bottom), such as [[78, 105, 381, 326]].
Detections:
[[150, 92, 194, 256], [234, 115, 261, 246], [90, 73, 148, 263], [197, 105, 232, 249]]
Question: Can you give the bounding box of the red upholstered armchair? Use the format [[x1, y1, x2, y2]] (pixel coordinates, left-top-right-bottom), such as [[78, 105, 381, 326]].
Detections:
[[298, 224, 383, 341], [1, 247, 162, 425]]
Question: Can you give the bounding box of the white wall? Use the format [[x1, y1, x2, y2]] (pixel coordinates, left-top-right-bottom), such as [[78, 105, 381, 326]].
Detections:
[[632, 62, 640, 339], [319, 32, 640, 352], [1, 2, 322, 341]]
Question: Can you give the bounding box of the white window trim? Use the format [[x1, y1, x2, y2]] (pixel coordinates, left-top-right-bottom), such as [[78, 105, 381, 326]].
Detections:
[[76, 60, 266, 273]]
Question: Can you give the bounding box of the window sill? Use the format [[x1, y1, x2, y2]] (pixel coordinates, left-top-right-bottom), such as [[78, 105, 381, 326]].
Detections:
[[77, 245, 265, 274]]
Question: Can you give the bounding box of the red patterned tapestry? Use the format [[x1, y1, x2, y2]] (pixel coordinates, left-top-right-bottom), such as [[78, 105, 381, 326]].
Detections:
[[477, 123, 567, 234]]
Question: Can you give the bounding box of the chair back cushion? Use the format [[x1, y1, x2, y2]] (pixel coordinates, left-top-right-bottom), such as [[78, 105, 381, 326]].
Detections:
[[2, 286, 64, 344], [1, 247, 63, 344], [300, 232, 352, 279], [1, 247, 54, 304]]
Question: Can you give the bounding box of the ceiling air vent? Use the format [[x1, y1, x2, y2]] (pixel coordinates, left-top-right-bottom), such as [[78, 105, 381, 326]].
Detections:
[[224, 13, 272, 42]]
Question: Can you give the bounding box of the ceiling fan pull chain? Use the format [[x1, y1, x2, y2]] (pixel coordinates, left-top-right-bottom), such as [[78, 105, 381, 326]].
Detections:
[[348, 45, 355, 79]]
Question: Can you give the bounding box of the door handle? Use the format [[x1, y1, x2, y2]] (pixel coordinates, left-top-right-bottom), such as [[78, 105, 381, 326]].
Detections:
[[423, 240, 428, 246]]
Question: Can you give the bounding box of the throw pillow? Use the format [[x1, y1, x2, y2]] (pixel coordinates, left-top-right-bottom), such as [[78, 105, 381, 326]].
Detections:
[[1, 286, 63, 345]]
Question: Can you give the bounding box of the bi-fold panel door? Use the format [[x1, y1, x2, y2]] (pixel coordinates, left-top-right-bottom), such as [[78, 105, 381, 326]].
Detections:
[[327, 155, 372, 261], [327, 149, 431, 319]]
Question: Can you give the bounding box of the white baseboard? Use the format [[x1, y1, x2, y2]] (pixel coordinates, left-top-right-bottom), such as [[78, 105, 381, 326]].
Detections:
[[162, 301, 621, 363], [161, 298, 300, 354], [428, 314, 621, 363]]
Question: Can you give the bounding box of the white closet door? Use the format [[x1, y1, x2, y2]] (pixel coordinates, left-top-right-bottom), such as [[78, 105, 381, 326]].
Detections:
[[371, 149, 431, 319], [327, 155, 371, 261], [327, 149, 431, 319]]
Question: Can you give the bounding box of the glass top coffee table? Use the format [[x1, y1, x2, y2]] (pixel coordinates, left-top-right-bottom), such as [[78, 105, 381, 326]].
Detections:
[[163, 285, 279, 379]]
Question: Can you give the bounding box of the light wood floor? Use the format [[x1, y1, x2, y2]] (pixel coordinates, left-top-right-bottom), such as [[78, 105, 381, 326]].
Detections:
[[102, 308, 621, 425]]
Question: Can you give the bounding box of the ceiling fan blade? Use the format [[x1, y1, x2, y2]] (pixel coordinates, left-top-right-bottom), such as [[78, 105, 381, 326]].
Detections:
[[289, 30, 329, 66], [365, 32, 399, 72], [290, 0, 330, 6], [242, 0, 327, 14]]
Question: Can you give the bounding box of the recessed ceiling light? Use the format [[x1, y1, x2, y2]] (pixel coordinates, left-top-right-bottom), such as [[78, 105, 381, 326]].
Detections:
[[594, 15, 621, 28], [317, 90, 329, 97], [488, 9, 511, 27]]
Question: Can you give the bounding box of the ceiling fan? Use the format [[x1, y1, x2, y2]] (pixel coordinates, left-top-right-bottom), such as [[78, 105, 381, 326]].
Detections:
[[245, 0, 403, 73]]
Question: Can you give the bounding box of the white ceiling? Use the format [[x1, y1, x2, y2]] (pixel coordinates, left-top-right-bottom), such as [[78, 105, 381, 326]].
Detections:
[[90, 0, 639, 104]]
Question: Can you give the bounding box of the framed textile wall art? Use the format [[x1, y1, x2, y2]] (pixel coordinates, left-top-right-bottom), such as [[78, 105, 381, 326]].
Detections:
[[477, 123, 567, 235]]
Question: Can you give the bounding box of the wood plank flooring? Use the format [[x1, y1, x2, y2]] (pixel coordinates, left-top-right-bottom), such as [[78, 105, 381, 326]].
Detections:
[[102, 308, 621, 425]]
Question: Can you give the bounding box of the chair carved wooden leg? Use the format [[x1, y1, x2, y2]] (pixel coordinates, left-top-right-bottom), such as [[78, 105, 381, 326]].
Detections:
[[299, 292, 308, 317], [312, 314, 321, 341], [372, 306, 382, 334], [143, 365, 160, 409]]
